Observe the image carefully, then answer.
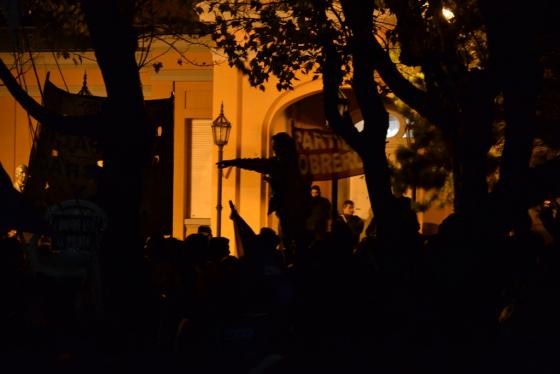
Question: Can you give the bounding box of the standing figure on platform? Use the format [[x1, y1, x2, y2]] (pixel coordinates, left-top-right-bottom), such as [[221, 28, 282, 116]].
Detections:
[[13, 164, 28, 193], [217, 132, 311, 260]]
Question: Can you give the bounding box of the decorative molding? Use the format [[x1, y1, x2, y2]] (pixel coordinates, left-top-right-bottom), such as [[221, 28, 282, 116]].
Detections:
[[0, 84, 153, 97], [148, 68, 212, 82]]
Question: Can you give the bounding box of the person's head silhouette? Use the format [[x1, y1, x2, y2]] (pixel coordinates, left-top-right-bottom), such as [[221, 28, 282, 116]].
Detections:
[[271, 132, 297, 161], [311, 185, 321, 198]]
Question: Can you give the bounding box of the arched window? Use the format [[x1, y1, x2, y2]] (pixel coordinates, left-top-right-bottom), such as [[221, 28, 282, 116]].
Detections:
[[352, 113, 400, 138]]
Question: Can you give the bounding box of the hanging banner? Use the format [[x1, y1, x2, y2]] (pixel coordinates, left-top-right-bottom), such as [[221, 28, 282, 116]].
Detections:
[[292, 125, 364, 181], [25, 80, 104, 204], [25, 78, 174, 237]]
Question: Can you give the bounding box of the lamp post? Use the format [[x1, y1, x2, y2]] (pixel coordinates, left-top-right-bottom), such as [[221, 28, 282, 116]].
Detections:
[[212, 103, 232, 237]]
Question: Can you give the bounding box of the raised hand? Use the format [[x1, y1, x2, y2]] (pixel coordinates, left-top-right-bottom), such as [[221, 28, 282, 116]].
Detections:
[[228, 200, 238, 219], [217, 159, 235, 168]]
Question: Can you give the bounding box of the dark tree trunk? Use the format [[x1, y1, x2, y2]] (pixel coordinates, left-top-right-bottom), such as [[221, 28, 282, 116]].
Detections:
[[477, 0, 545, 229], [322, 0, 406, 238], [80, 0, 152, 348], [346, 6, 394, 233], [317, 0, 426, 239], [372, 0, 545, 234], [446, 71, 495, 216]]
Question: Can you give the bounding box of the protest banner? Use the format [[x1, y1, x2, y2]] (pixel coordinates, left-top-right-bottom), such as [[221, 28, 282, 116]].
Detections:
[[25, 78, 174, 237], [292, 125, 364, 181]]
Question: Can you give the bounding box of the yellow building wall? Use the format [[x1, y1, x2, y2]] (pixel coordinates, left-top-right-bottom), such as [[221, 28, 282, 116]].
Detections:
[[210, 63, 455, 241], [0, 41, 214, 241], [210, 63, 331, 252], [0, 54, 105, 183], [0, 39, 453, 253]]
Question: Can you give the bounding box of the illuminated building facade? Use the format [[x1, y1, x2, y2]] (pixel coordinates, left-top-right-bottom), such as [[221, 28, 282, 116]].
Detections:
[[0, 38, 451, 254]]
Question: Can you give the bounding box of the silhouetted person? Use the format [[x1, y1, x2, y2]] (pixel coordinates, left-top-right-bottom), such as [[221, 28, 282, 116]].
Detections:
[[306, 185, 332, 240], [336, 200, 363, 247], [197, 225, 212, 238], [0, 237, 25, 350], [217, 132, 310, 260], [205, 237, 243, 313], [395, 195, 420, 236], [208, 237, 232, 264], [184, 232, 209, 267]]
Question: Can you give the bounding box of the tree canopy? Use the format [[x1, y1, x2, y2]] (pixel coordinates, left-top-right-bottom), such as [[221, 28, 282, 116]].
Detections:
[[204, 0, 559, 235]]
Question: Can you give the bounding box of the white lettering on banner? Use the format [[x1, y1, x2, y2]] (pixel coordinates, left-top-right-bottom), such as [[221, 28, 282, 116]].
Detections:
[[46, 199, 107, 252], [309, 154, 321, 175], [293, 125, 364, 180]]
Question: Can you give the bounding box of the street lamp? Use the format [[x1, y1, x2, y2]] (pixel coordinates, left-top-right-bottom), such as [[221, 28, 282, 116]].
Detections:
[[442, 7, 455, 22], [212, 102, 232, 237]]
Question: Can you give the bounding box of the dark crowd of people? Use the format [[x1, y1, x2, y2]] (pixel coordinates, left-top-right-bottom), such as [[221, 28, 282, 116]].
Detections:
[[2, 141, 560, 373], [2, 197, 560, 373]]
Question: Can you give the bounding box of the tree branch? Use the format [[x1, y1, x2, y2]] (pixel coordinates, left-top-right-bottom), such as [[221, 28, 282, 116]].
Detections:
[[321, 39, 362, 151], [370, 38, 442, 125], [0, 58, 101, 136], [313, 0, 362, 151]]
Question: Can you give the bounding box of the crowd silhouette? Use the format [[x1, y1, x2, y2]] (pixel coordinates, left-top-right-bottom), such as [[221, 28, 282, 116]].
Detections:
[[1, 156, 560, 373]]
